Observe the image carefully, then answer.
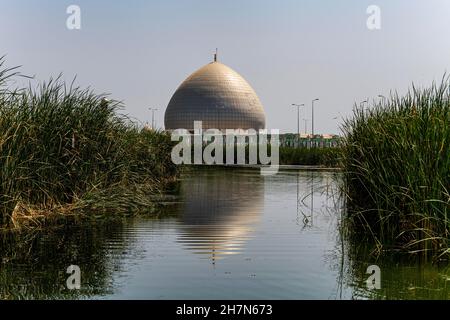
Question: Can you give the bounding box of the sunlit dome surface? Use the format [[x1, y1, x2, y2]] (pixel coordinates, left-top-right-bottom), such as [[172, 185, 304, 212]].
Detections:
[[164, 59, 266, 131]]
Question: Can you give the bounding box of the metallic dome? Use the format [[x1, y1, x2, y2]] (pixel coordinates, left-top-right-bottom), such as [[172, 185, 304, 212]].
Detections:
[[164, 60, 266, 131]]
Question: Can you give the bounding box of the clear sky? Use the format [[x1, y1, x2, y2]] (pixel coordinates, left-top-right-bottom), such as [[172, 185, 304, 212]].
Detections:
[[2, 0, 450, 134]]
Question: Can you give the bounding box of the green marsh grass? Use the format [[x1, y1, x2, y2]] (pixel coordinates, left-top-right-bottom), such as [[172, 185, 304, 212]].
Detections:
[[279, 146, 339, 166], [340, 79, 450, 257], [0, 58, 178, 227]]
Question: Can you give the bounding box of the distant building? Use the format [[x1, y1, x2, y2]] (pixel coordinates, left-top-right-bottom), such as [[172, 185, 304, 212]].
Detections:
[[164, 55, 266, 131]]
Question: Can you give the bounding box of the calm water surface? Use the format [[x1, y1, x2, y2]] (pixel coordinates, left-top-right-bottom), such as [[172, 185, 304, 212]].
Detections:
[[0, 168, 449, 299]]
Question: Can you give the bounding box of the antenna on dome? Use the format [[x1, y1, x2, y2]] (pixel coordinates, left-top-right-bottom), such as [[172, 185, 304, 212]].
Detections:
[[214, 48, 218, 62]]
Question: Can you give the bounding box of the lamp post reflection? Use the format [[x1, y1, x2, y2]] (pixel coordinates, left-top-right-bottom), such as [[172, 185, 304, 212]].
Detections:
[[295, 171, 315, 229]]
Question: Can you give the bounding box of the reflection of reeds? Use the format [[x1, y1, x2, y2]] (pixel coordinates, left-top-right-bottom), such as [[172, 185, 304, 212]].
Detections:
[[0, 219, 134, 299], [336, 241, 450, 300], [0, 58, 178, 227], [340, 78, 450, 257]]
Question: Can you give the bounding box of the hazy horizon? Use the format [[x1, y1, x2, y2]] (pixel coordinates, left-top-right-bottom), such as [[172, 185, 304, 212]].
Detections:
[[2, 0, 450, 134]]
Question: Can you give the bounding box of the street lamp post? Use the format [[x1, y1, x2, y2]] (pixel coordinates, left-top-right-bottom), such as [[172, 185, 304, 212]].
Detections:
[[311, 98, 319, 148], [303, 118, 308, 135], [148, 108, 158, 130], [291, 103, 305, 147]]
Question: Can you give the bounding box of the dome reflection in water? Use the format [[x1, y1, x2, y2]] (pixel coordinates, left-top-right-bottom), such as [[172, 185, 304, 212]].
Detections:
[[176, 168, 263, 262]]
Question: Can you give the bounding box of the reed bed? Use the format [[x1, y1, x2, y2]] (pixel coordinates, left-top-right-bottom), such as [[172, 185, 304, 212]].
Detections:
[[340, 79, 450, 257], [180, 144, 339, 167], [0, 58, 178, 227], [279, 146, 339, 166]]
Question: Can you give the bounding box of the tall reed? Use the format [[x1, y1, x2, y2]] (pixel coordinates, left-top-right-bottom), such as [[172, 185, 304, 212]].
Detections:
[[340, 78, 450, 256], [0, 58, 178, 226]]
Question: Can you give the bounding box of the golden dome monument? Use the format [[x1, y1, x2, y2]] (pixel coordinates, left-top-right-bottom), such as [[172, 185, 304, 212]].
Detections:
[[164, 52, 266, 131]]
